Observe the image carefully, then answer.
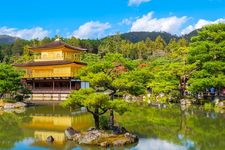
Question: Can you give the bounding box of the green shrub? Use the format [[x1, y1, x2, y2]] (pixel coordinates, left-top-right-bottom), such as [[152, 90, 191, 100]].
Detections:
[[100, 116, 109, 130], [3, 98, 17, 103]]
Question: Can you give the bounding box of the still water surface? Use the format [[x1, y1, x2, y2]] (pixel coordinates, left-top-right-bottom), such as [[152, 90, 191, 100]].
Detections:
[[0, 104, 224, 150]]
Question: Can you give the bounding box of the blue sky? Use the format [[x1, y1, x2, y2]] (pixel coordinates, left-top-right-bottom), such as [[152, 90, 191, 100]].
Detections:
[[0, 0, 224, 39]]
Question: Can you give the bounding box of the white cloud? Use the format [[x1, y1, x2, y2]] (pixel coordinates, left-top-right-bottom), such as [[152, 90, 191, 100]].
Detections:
[[181, 18, 225, 35], [130, 12, 187, 35], [128, 0, 151, 6], [71, 21, 111, 39], [0, 26, 49, 40], [120, 18, 133, 25], [55, 29, 60, 34], [135, 139, 187, 150]]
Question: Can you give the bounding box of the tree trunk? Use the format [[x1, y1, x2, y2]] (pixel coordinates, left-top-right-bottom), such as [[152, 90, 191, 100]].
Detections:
[[93, 108, 100, 130], [109, 108, 114, 129], [0, 93, 3, 99], [109, 91, 115, 129]]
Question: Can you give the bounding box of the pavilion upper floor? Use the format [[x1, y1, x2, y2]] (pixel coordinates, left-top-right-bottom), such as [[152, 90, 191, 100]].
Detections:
[[31, 39, 87, 62]]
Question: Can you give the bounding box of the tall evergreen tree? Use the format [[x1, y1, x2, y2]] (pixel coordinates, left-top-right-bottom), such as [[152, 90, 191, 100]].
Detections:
[[188, 23, 225, 93]]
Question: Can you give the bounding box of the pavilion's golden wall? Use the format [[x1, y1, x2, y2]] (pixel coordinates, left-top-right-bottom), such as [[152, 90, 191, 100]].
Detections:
[[23, 64, 83, 78]]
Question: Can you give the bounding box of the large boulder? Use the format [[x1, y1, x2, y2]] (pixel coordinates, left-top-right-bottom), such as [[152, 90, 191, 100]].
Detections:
[[113, 126, 127, 134], [124, 132, 139, 143], [65, 127, 80, 140], [77, 130, 102, 144]]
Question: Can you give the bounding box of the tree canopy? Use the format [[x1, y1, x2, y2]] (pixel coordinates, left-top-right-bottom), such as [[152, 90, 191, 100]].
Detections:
[[0, 63, 24, 99], [62, 88, 128, 129], [188, 23, 225, 93]]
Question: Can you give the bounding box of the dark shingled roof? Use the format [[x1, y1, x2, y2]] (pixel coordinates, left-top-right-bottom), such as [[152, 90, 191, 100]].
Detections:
[[31, 40, 87, 51], [14, 60, 86, 67]]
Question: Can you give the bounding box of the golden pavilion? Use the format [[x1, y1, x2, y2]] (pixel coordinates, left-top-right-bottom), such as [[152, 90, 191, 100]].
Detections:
[[15, 38, 89, 101]]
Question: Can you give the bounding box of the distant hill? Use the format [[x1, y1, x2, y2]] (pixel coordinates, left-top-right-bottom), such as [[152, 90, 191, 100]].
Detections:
[[120, 31, 198, 43], [0, 35, 18, 44], [182, 30, 198, 42], [0, 30, 198, 46], [121, 32, 178, 44]]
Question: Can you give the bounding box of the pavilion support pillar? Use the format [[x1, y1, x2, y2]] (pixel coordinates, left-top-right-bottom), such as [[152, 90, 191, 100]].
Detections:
[[53, 79, 55, 91], [69, 80, 72, 90], [33, 80, 35, 90]]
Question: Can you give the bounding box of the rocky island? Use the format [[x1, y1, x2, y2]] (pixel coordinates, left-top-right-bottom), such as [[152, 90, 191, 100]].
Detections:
[[62, 127, 138, 147]]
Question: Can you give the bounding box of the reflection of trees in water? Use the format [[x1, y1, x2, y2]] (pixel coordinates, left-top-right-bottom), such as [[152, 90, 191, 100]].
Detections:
[[117, 105, 181, 141], [185, 111, 225, 150], [178, 105, 225, 150], [0, 113, 24, 149], [117, 105, 225, 150]]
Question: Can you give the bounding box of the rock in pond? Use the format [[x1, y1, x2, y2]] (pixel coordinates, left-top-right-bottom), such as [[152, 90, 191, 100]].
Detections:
[[4, 104, 15, 109], [65, 127, 80, 140], [46, 136, 54, 143]]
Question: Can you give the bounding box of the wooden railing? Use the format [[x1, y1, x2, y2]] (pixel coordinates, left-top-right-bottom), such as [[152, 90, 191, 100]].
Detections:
[[34, 53, 81, 62], [32, 89, 71, 94], [24, 72, 75, 78], [34, 55, 64, 61]]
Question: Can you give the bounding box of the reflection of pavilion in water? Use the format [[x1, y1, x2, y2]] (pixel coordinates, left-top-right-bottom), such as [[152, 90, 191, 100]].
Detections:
[[22, 111, 94, 146]]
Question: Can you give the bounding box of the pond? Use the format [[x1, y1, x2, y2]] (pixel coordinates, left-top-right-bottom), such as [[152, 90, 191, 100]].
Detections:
[[0, 104, 224, 150]]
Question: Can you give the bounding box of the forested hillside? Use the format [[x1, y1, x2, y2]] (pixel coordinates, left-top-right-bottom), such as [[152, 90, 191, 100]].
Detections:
[[0, 30, 197, 63], [121, 31, 178, 43]]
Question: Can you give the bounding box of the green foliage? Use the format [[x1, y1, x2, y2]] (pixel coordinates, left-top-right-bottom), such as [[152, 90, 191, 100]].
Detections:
[[99, 34, 169, 60], [62, 88, 130, 129], [99, 115, 109, 130], [165, 38, 179, 52], [120, 31, 178, 43], [188, 23, 225, 93], [155, 35, 166, 50], [145, 42, 196, 102], [62, 88, 96, 108], [79, 53, 149, 96], [109, 99, 130, 115], [204, 103, 214, 110], [0, 63, 24, 99], [0, 113, 24, 149], [2, 98, 17, 103], [80, 52, 101, 64]]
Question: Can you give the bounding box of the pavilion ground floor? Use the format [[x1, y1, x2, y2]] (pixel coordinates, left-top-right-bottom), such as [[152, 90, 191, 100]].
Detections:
[[24, 77, 89, 101]]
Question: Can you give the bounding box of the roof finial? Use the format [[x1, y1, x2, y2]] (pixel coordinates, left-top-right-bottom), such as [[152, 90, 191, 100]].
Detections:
[[55, 35, 61, 41]]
